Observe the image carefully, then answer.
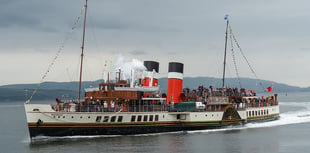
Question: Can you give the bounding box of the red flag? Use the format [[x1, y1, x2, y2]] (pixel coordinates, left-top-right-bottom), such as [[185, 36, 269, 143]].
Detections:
[[267, 86, 273, 92]]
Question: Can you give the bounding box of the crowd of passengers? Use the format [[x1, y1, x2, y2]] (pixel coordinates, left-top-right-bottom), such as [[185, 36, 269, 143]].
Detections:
[[53, 86, 277, 112]]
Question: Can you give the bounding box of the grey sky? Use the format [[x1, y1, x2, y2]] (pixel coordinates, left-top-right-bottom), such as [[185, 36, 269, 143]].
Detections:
[[1, 0, 310, 87]]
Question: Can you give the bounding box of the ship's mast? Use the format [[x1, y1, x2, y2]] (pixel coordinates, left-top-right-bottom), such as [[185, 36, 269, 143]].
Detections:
[[222, 19, 229, 88], [78, 0, 88, 102]]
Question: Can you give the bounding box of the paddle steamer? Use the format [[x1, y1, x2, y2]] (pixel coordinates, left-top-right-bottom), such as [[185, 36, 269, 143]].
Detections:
[[24, 1, 279, 138]]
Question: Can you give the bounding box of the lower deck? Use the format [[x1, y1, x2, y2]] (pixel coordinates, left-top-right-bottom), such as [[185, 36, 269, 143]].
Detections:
[[25, 104, 279, 138]]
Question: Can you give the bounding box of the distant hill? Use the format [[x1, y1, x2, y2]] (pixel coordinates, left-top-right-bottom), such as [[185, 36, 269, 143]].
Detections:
[[0, 77, 307, 102]]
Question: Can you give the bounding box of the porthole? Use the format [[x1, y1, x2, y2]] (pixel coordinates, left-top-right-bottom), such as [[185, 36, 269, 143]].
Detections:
[[63, 116, 65, 118], [80, 116, 83, 119], [71, 116, 74, 118], [88, 116, 91, 119], [205, 114, 208, 117]]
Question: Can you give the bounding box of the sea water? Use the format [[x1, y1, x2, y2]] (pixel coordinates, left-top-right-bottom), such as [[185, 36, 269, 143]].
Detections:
[[0, 92, 310, 153]]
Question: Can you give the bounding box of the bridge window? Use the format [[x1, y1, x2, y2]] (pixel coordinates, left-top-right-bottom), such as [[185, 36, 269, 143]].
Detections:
[[117, 116, 123, 122], [155, 115, 159, 121], [149, 115, 154, 121], [143, 115, 148, 122], [111, 116, 116, 122], [96, 116, 102, 122], [103, 116, 109, 122], [131, 116, 136, 122], [137, 115, 142, 122]]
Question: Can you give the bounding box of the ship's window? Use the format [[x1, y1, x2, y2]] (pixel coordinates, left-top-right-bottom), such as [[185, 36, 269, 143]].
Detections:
[[252, 111, 255, 116], [111, 116, 116, 122], [58, 116, 61, 118], [96, 116, 102, 122], [137, 115, 142, 122], [261, 110, 263, 116], [33, 108, 39, 111], [255, 111, 257, 116], [163, 115, 165, 118], [258, 111, 260, 116], [131, 116, 136, 122], [155, 115, 159, 121], [103, 116, 109, 122], [143, 115, 148, 122], [264, 110, 266, 115], [80, 116, 83, 119], [177, 114, 180, 120], [117, 116, 123, 122], [63, 116, 65, 118], [88, 116, 91, 119], [205, 114, 208, 117], [267, 110, 269, 115], [71, 116, 74, 118], [149, 115, 154, 121]]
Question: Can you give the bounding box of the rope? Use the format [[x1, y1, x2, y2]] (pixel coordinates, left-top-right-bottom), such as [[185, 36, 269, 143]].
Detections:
[[229, 26, 242, 88], [229, 25, 266, 92], [26, 5, 86, 103]]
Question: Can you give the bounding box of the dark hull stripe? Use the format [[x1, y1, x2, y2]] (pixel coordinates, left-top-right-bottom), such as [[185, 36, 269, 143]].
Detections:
[[28, 119, 250, 138], [29, 124, 225, 138]]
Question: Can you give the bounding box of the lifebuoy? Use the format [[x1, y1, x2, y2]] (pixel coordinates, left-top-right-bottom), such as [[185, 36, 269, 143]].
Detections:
[[206, 98, 211, 103]]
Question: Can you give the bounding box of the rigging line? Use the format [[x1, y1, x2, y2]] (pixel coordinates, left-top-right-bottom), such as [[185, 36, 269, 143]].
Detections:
[[229, 25, 266, 92], [229, 27, 242, 88], [26, 5, 86, 103]]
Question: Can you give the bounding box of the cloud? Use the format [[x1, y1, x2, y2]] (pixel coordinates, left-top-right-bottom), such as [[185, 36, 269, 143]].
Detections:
[[1, 0, 310, 87]]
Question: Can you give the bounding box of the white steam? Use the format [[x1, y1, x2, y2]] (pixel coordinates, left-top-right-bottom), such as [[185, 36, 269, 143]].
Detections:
[[111, 55, 146, 82]]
